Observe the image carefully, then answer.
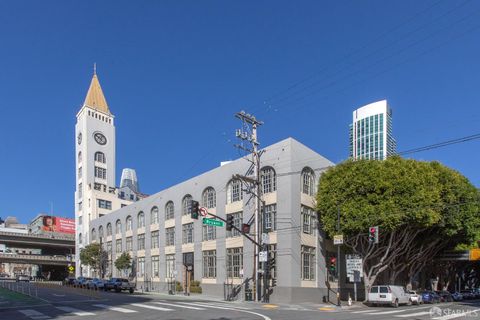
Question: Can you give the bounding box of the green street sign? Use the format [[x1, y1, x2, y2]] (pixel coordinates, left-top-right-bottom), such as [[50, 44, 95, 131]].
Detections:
[[203, 218, 224, 227]]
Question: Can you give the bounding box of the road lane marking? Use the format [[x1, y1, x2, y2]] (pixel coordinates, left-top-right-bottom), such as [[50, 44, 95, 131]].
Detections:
[[55, 306, 95, 316], [396, 311, 431, 317], [263, 304, 278, 309], [432, 308, 480, 320], [18, 309, 51, 320], [318, 307, 334, 311], [351, 309, 381, 313], [176, 302, 272, 320], [365, 305, 434, 315], [153, 302, 206, 310], [130, 303, 173, 311], [93, 304, 137, 313]]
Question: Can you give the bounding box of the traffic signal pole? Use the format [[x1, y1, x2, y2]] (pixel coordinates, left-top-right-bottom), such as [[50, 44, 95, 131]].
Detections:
[[337, 206, 341, 306]]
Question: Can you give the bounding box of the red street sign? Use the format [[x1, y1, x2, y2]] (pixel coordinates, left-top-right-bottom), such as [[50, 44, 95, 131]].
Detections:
[[199, 207, 208, 217]]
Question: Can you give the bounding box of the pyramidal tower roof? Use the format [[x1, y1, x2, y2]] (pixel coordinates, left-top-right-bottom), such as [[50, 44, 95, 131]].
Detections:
[[83, 66, 111, 114]]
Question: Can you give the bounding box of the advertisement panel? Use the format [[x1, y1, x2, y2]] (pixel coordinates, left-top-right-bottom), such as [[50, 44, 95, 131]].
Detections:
[[42, 216, 75, 234]]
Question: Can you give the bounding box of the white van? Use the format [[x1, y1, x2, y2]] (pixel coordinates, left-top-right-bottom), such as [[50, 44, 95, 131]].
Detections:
[[368, 285, 411, 308]]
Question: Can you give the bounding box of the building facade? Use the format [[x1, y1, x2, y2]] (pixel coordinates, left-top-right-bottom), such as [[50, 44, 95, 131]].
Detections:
[[90, 138, 335, 303], [349, 100, 396, 160]]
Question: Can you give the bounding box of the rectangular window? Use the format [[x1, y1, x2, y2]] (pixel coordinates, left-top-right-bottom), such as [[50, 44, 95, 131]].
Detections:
[[301, 245, 315, 280], [78, 183, 82, 199], [116, 239, 122, 253], [182, 223, 194, 244], [301, 206, 316, 235], [94, 166, 107, 180], [202, 225, 216, 241], [78, 167, 82, 179], [126, 236, 133, 251], [202, 250, 217, 278], [166, 254, 175, 278], [152, 256, 160, 277], [106, 241, 112, 256], [226, 247, 243, 278], [166, 227, 175, 246], [137, 234, 145, 250], [97, 199, 112, 210], [151, 231, 159, 248], [78, 202, 83, 211], [137, 257, 145, 277], [263, 204, 277, 232], [226, 212, 243, 238], [78, 215, 82, 225]]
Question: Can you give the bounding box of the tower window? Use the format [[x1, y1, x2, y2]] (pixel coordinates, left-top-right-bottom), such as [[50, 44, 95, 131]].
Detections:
[[78, 151, 82, 163], [95, 152, 106, 163], [95, 166, 107, 180]]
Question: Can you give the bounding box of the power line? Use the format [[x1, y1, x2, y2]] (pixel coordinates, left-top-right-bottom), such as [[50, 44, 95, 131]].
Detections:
[[396, 133, 480, 156]]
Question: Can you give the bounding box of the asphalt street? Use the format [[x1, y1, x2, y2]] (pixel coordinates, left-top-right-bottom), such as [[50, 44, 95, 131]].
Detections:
[[1, 283, 480, 320]]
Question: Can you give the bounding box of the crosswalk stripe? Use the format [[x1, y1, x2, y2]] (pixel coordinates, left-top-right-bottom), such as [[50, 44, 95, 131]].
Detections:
[[351, 309, 381, 313], [55, 306, 95, 316], [153, 302, 206, 310], [395, 311, 431, 317], [93, 304, 137, 313], [18, 309, 50, 320], [365, 309, 414, 315], [205, 302, 250, 310], [177, 302, 272, 320], [432, 308, 480, 320], [130, 303, 173, 311]]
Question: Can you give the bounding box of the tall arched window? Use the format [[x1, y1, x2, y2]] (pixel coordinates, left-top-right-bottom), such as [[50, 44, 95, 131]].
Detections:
[[151, 206, 159, 225], [116, 219, 122, 235], [227, 180, 243, 204], [91, 228, 97, 241], [94, 151, 106, 163], [165, 201, 174, 220], [202, 187, 216, 209], [182, 195, 192, 216], [261, 167, 277, 194], [78, 151, 82, 163], [106, 223, 112, 236], [78, 233, 83, 244], [98, 226, 104, 239], [126, 216, 133, 231], [138, 212, 145, 228], [301, 167, 316, 196]]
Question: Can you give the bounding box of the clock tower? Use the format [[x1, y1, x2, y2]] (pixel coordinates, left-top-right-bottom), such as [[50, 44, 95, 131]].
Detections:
[[75, 69, 116, 276]]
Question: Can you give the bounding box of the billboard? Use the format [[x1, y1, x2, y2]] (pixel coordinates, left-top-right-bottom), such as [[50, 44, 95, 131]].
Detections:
[[42, 216, 75, 234]]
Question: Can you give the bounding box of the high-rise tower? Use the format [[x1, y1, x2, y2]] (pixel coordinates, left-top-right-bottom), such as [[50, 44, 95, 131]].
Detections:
[[349, 100, 396, 160]]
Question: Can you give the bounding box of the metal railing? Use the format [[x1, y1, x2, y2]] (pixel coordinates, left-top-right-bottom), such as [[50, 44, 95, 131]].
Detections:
[[0, 280, 38, 299]]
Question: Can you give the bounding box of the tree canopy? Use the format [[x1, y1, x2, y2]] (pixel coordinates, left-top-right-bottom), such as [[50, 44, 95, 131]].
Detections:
[[115, 252, 132, 275], [79, 243, 107, 274]]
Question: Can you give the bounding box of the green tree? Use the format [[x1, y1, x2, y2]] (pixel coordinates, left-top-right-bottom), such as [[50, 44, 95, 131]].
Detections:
[[115, 252, 132, 277], [316, 157, 480, 297], [79, 243, 107, 276]]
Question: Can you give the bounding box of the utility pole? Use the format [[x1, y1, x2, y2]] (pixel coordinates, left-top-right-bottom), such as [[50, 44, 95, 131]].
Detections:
[[234, 111, 263, 302]]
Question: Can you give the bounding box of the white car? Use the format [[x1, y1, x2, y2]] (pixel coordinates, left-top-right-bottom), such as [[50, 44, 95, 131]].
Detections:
[[368, 285, 412, 308], [408, 290, 423, 305]]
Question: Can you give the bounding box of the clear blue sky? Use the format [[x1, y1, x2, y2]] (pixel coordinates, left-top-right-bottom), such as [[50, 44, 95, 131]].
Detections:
[[1, 0, 479, 223]]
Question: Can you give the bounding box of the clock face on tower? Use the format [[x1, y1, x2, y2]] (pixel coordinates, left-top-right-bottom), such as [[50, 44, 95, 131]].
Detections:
[[77, 132, 82, 145], [93, 132, 107, 145]]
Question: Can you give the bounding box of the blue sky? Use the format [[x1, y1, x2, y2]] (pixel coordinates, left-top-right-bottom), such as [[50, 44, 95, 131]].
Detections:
[[1, 0, 479, 223]]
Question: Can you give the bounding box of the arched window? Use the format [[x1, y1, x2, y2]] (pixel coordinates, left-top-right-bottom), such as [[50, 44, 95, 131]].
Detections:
[[182, 195, 192, 216], [202, 187, 216, 209], [91, 228, 97, 241], [106, 223, 112, 236], [78, 151, 82, 163], [301, 167, 316, 196], [165, 201, 174, 220], [126, 216, 133, 231], [116, 219, 122, 235], [151, 206, 159, 225], [227, 180, 243, 204], [78, 233, 83, 244], [98, 226, 104, 239], [138, 211, 145, 228], [94, 152, 106, 163], [261, 167, 277, 194]]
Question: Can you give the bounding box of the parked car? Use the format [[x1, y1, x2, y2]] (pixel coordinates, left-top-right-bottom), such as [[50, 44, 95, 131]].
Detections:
[[450, 291, 463, 301], [104, 278, 135, 293], [86, 278, 105, 290], [420, 291, 441, 304], [407, 290, 423, 305], [474, 288, 480, 299], [64, 277, 76, 286], [460, 290, 474, 300], [368, 285, 411, 308], [0, 273, 10, 279], [436, 291, 453, 302], [73, 277, 92, 288], [16, 274, 30, 282]]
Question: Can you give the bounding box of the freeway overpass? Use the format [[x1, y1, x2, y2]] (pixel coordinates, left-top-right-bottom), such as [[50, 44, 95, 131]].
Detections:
[[0, 253, 71, 266], [0, 231, 74, 250]]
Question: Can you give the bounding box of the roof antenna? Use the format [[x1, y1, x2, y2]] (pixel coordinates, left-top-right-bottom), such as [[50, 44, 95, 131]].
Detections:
[[93, 62, 97, 75]]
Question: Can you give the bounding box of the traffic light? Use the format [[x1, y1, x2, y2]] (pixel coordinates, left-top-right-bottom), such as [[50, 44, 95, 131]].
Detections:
[[369, 226, 379, 244], [226, 215, 234, 231], [241, 223, 250, 234], [329, 257, 336, 274], [190, 200, 199, 219]]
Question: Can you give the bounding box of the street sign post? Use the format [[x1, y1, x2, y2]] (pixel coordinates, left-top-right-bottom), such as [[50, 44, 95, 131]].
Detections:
[[334, 234, 344, 245], [346, 254, 363, 302], [259, 251, 267, 262], [202, 218, 224, 227]]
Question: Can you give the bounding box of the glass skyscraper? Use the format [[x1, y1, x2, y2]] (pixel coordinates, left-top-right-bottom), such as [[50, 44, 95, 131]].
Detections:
[[349, 100, 396, 160]]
